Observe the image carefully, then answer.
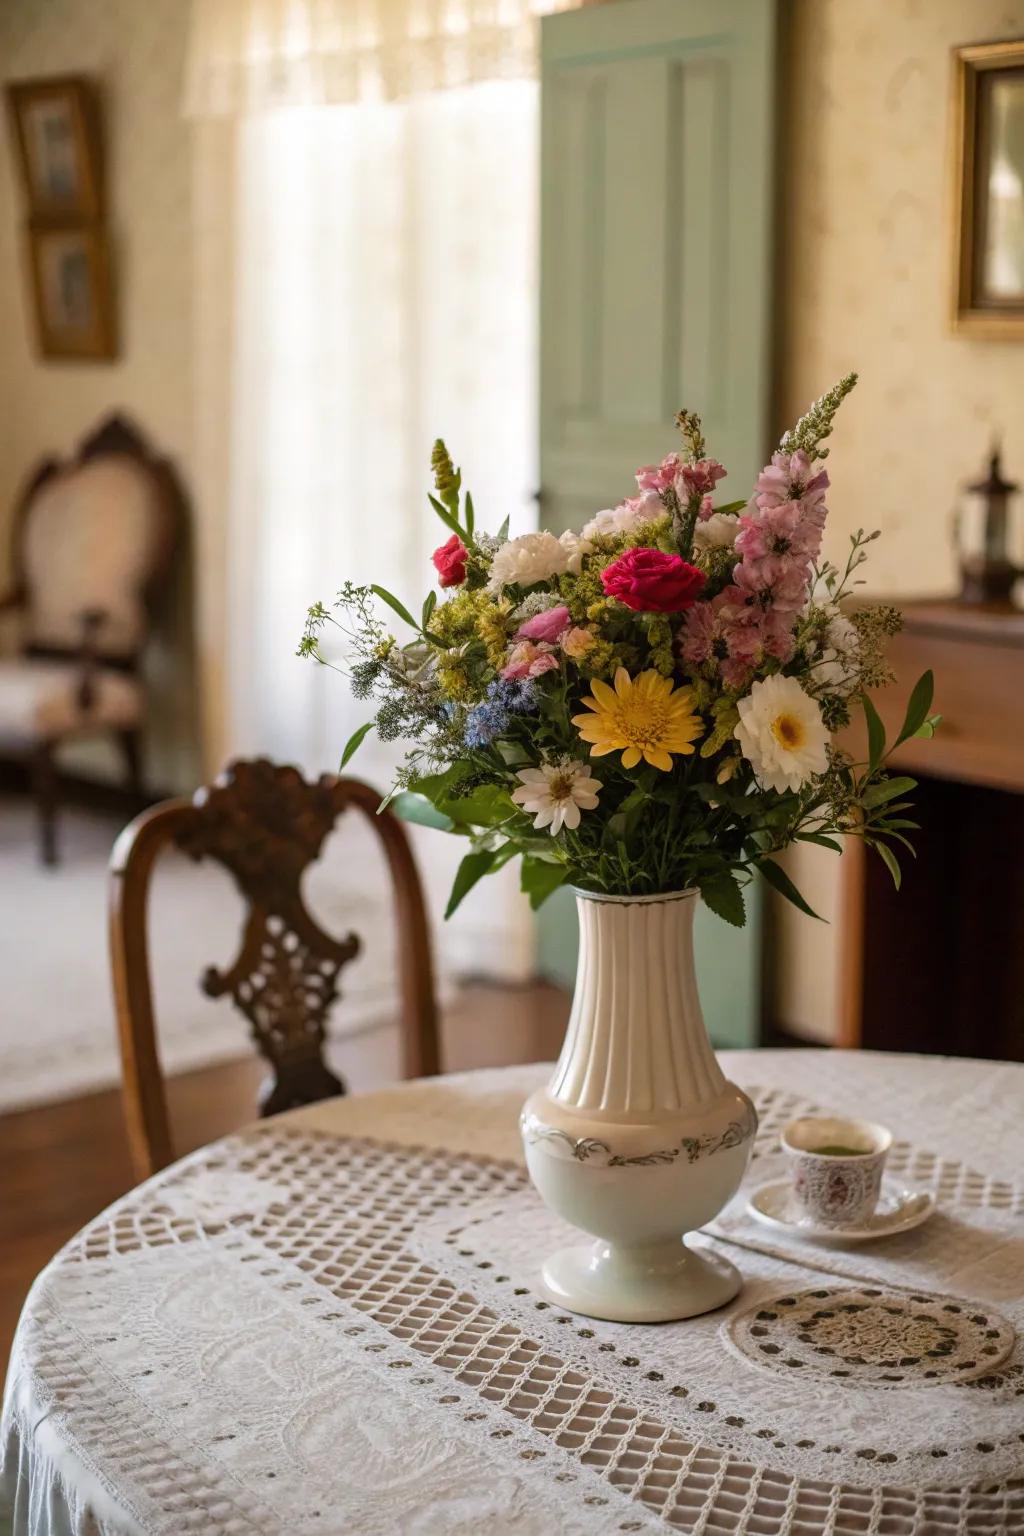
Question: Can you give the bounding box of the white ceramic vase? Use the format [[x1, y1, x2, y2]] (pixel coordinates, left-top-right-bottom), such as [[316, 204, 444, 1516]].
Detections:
[[521, 889, 756, 1323]]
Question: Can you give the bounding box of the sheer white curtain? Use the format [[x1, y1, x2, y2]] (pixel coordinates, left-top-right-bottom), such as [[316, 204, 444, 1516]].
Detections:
[[191, 67, 540, 981]]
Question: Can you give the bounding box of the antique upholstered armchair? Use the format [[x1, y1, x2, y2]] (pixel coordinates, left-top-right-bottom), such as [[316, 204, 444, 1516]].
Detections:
[[0, 415, 183, 863]]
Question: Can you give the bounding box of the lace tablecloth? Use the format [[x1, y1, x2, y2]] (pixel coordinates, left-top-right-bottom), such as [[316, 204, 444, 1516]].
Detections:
[[3, 1049, 1023, 1535]]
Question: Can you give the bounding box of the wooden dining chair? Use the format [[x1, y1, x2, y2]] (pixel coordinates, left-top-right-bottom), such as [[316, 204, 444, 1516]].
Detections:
[[109, 757, 440, 1180]]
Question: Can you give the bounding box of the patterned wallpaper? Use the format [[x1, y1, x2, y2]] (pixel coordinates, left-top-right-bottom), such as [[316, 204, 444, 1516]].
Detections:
[[774, 0, 1024, 1041], [0, 0, 197, 787]]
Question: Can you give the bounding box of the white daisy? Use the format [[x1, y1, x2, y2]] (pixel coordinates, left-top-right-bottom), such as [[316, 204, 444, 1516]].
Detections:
[[511, 759, 602, 834], [734, 674, 829, 794], [487, 531, 568, 592]]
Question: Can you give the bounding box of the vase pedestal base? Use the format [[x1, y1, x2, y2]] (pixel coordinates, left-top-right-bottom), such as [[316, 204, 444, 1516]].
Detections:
[[537, 1237, 741, 1324]]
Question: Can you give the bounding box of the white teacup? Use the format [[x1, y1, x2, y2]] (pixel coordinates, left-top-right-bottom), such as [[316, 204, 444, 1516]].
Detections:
[[781, 1115, 892, 1228]]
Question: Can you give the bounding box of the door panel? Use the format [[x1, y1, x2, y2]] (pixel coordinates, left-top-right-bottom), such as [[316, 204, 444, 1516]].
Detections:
[[537, 0, 776, 1049]]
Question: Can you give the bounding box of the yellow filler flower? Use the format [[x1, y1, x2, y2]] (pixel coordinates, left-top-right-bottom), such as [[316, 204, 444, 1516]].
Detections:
[[572, 667, 703, 772]]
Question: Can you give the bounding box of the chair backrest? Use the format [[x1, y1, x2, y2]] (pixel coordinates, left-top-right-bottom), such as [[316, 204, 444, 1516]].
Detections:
[[109, 758, 440, 1180], [12, 414, 181, 663]]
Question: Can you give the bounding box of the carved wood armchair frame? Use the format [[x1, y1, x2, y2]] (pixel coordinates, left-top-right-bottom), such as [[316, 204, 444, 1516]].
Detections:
[[1, 414, 184, 863], [109, 760, 440, 1180]]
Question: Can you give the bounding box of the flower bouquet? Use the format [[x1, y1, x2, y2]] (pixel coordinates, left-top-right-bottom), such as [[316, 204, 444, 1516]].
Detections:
[[301, 373, 936, 1322]]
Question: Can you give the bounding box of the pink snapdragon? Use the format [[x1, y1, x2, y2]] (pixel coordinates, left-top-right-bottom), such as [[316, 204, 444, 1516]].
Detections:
[[680, 592, 762, 690], [516, 604, 571, 645], [635, 453, 680, 494], [676, 458, 727, 500], [755, 450, 828, 516], [680, 449, 831, 684], [502, 640, 559, 680]]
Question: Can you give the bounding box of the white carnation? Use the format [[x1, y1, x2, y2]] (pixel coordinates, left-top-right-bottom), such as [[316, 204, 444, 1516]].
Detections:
[[693, 512, 739, 551], [558, 528, 593, 573], [582, 490, 662, 540], [734, 674, 829, 794], [487, 531, 568, 592]]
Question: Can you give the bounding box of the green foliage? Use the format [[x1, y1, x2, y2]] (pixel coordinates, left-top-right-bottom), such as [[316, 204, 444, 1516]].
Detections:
[[757, 858, 821, 920], [521, 855, 568, 910], [700, 873, 746, 928], [445, 849, 499, 917], [339, 720, 374, 770]]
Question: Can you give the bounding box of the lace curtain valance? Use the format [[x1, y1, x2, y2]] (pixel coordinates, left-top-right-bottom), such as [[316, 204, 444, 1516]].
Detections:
[[184, 0, 578, 114]]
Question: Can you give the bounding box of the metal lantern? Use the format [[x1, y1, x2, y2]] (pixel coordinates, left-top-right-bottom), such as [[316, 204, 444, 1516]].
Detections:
[[954, 448, 1020, 605]]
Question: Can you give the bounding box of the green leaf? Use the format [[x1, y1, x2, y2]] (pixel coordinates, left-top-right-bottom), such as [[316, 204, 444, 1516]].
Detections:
[[427, 493, 463, 539], [408, 762, 474, 801], [893, 670, 934, 748], [495, 514, 510, 542], [872, 839, 902, 889], [464, 491, 475, 538], [914, 712, 943, 740], [861, 692, 886, 773], [862, 775, 917, 809], [441, 784, 516, 828], [339, 720, 374, 770], [712, 499, 748, 515], [798, 832, 843, 853], [421, 590, 437, 628], [700, 874, 746, 928], [389, 791, 456, 832], [445, 849, 498, 918], [371, 584, 419, 631], [758, 858, 823, 920], [520, 855, 568, 910]]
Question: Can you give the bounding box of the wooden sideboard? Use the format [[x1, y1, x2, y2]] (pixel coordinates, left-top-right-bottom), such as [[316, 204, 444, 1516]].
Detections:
[[837, 598, 1024, 1059]]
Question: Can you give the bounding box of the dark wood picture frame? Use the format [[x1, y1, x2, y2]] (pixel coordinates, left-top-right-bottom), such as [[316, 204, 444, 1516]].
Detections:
[[951, 39, 1024, 337], [5, 75, 103, 222], [25, 222, 116, 360]]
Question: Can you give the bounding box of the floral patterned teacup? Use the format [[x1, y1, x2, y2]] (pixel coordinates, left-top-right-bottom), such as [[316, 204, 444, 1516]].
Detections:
[[781, 1116, 892, 1228]]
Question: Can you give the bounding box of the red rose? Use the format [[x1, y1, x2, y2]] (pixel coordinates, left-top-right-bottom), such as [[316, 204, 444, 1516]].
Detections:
[[432, 533, 469, 588], [601, 548, 705, 612]]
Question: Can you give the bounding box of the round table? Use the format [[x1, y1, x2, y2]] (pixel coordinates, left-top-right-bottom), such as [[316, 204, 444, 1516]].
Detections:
[[3, 1050, 1023, 1535]]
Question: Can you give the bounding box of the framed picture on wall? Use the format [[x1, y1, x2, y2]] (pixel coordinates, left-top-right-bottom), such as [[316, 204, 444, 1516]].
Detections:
[[26, 224, 116, 360], [952, 39, 1024, 337], [5, 76, 103, 221]]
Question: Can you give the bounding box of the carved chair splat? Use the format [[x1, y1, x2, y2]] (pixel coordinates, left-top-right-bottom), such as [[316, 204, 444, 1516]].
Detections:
[[109, 759, 440, 1180]]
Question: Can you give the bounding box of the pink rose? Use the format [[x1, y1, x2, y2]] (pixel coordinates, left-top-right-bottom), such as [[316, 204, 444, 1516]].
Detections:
[[501, 641, 560, 680], [516, 604, 571, 644], [432, 533, 468, 588], [601, 547, 705, 613], [635, 453, 680, 494]]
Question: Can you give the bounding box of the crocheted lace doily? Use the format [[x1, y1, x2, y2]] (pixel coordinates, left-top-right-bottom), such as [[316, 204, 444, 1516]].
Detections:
[[2, 1051, 1023, 1535]]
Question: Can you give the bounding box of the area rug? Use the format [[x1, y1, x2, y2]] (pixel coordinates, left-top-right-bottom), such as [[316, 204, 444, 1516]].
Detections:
[[0, 796, 409, 1115]]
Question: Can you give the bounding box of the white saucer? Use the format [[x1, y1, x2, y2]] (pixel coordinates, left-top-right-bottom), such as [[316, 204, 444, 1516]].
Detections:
[[746, 1177, 936, 1242]]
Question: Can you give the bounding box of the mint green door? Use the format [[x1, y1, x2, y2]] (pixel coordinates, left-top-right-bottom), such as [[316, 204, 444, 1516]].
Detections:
[[537, 0, 777, 1048]]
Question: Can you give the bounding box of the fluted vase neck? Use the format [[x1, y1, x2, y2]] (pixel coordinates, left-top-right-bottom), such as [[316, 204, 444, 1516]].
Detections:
[[549, 890, 725, 1117]]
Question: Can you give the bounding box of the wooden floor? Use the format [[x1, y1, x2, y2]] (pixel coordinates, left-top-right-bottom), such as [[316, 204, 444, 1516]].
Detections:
[[0, 981, 570, 1370]]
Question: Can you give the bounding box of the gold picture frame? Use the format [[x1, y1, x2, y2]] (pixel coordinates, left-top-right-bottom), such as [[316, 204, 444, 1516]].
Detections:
[[26, 224, 116, 360], [5, 76, 103, 222], [952, 40, 1024, 337]]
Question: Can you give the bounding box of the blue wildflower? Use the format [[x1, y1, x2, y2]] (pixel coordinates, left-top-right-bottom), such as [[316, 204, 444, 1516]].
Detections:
[[463, 701, 508, 748], [487, 678, 538, 715]]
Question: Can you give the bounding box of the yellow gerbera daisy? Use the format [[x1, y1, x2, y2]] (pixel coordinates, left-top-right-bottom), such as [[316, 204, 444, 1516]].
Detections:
[[571, 667, 703, 772]]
